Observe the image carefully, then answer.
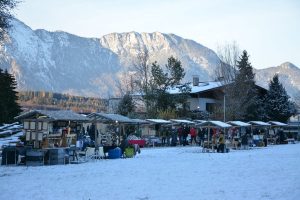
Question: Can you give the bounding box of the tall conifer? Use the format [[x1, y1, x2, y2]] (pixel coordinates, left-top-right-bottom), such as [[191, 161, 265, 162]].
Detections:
[[265, 74, 297, 122]]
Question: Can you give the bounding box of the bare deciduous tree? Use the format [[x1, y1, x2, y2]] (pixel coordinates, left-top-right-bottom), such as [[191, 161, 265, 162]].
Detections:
[[215, 41, 240, 84]]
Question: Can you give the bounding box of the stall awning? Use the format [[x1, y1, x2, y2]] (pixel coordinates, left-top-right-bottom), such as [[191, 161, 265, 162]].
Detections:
[[131, 119, 149, 124], [227, 121, 251, 127], [146, 119, 171, 124], [15, 110, 89, 122], [87, 113, 135, 124], [170, 119, 195, 124], [268, 121, 288, 126], [248, 121, 271, 126], [196, 121, 232, 128]]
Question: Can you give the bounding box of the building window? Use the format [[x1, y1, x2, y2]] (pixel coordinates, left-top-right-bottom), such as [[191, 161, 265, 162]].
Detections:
[[42, 122, 48, 130], [206, 103, 215, 113], [24, 121, 29, 129], [38, 122, 42, 130], [30, 122, 36, 130]]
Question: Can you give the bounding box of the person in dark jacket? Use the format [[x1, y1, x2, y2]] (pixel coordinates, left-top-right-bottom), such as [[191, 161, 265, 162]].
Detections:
[[241, 134, 248, 150], [120, 136, 129, 156]]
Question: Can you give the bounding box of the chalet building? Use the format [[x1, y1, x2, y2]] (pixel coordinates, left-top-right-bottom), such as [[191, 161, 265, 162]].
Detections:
[[108, 76, 268, 115]]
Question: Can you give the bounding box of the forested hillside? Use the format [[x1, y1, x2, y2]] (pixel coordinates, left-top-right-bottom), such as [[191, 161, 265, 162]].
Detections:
[[18, 91, 108, 113]]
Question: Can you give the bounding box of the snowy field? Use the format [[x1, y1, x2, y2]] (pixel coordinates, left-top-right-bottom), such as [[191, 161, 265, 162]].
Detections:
[[1, 144, 300, 200]]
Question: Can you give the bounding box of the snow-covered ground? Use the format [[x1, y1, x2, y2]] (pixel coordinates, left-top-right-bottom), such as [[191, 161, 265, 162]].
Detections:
[[1, 144, 300, 200]]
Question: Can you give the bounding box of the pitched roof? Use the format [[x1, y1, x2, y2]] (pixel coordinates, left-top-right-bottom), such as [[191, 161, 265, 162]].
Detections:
[[227, 121, 251, 127], [268, 121, 288, 126], [87, 113, 135, 123], [196, 120, 232, 128], [15, 110, 89, 121], [170, 119, 195, 124], [248, 121, 271, 126], [146, 119, 172, 124]]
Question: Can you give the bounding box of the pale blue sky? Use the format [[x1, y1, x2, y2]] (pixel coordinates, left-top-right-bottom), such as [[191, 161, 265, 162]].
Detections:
[[14, 0, 300, 69]]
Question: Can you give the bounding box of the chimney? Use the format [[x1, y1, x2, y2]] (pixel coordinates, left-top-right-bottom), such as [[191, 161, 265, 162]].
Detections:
[[192, 75, 199, 86]]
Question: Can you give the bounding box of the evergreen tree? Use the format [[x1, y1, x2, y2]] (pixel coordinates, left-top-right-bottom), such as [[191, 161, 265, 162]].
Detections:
[[0, 69, 21, 124], [148, 56, 190, 116], [226, 50, 260, 120], [0, 0, 19, 42], [117, 93, 135, 116], [265, 74, 297, 122]]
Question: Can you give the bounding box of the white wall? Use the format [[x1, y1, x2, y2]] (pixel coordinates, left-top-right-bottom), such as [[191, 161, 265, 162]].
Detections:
[[188, 97, 218, 111]]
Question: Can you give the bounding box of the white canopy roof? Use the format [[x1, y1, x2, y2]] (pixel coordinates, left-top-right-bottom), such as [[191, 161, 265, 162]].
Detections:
[[197, 120, 232, 128], [268, 121, 288, 126], [248, 121, 271, 126], [146, 119, 172, 124], [170, 119, 195, 124], [227, 121, 251, 127]]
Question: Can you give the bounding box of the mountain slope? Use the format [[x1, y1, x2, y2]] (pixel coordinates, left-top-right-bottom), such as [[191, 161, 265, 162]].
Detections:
[[0, 19, 122, 97], [255, 62, 300, 103], [99, 32, 220, 80], [0, 19, 221, 97], [0, 19, 299, 103]]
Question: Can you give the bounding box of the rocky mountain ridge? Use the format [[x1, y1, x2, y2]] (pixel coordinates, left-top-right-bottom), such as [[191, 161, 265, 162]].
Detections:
[[0, 19, 299, 104]]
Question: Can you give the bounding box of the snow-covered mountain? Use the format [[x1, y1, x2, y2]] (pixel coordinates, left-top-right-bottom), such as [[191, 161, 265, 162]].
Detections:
[[255, 62, 300, 103], [0, 19, 220, 97], [0, 19, 299, 103]]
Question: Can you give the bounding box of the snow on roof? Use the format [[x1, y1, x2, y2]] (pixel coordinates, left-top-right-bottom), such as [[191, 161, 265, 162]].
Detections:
[[268, 121, 288, 126], [248, 121, 271, 126], [227, 121, 251, 127], [170, 119, 195, 124], [87, 113, 135, 123], [168, 81, 223, 94], [194, 120, 207, 123], [197, 120, 232, 128], [146, 119, 172, 124], [131, 119, 149, 124], [15, 110, 89, 121]]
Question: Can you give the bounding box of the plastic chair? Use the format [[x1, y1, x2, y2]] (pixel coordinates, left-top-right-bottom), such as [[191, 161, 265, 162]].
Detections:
[[98, 147, 106, 159], [85, 147, 96, 161]]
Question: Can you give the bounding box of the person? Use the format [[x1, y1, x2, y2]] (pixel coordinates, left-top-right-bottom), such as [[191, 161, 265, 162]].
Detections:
[[171, 126, 178, 146], [198, 128, 204, 147], [166, 127, 171, 146], [120, 136, 129, 156], [178, 126, 183, 145], [190, 126, 197, 145], [263, 133, 268, 147], [182, 125, 189, 146], [241, 134, 248, 150], [217, 131, 225, 153], [161, 127, 167, 146]]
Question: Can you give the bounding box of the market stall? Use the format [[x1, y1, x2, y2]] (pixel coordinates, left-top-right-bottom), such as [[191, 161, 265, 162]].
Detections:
[[227, 121, 251, 149], [248, 121, 271, 147], [195, 120, 232, 152]]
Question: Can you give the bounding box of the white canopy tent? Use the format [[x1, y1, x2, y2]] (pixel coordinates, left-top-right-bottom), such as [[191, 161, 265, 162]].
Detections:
[[170, 119, 195, 125], [268, 121, 288, 126], [196, 121, 232, 152], [248, 121, 271, 126], [146, 119, 172, 124], [227, 121, 251, 127]]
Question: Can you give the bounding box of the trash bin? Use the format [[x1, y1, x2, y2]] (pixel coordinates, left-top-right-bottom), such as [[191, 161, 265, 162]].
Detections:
[[108, 147, 122, 159]]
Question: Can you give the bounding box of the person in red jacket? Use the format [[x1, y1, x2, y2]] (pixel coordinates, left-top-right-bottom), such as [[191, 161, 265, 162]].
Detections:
[[190, 126, 197, 145]]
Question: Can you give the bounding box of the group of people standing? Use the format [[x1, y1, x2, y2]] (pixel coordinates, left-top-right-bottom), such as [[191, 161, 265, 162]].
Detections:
[[159, 124, 206, 147]]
